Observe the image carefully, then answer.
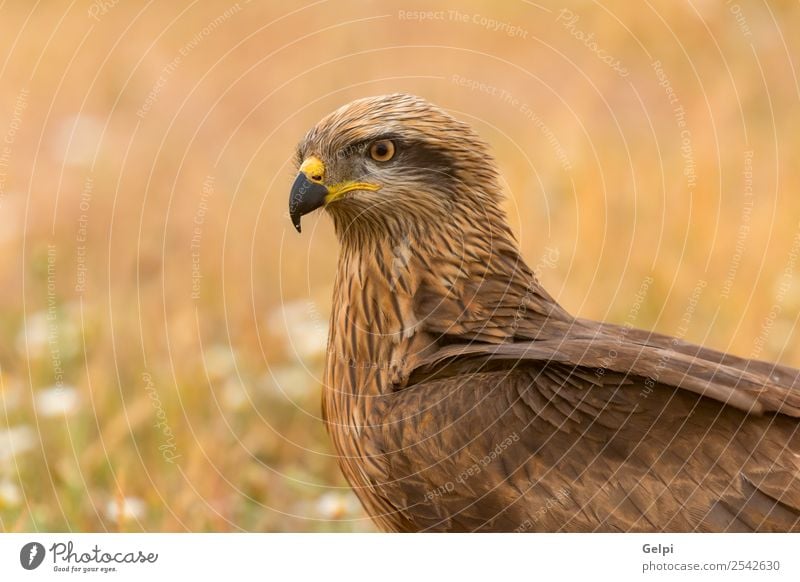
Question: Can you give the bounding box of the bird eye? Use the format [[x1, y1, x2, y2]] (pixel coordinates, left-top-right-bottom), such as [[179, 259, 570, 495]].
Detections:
[[369, 140, 395, 162]]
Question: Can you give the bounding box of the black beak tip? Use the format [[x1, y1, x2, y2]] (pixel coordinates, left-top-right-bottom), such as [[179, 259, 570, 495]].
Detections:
[[289, 172, 328, 235]]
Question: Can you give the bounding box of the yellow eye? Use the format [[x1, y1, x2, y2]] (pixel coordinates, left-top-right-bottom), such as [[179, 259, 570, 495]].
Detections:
[[369, 140, 395, 162]]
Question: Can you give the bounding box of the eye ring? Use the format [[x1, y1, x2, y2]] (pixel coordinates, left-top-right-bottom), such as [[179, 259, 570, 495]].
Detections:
[[369, 140, 395, 162]]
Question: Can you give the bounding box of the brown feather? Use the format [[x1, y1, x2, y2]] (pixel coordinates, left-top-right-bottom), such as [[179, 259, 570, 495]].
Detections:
[[293, 93, 800, 532]]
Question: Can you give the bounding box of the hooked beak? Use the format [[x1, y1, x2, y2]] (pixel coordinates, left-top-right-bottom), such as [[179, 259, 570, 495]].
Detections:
[[289, 156, 380, 233], [288, 171, 328, 233]]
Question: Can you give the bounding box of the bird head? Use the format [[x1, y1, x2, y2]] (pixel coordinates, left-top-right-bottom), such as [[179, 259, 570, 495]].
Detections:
[[289, 93, 503, 239]]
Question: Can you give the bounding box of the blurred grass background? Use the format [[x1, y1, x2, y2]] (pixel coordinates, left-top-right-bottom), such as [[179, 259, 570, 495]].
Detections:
[[0, 0, 799, 531]]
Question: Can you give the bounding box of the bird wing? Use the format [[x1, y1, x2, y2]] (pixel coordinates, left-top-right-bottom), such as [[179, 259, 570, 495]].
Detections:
[[366, 325, 800, 531], [411, 319, 800, 417]]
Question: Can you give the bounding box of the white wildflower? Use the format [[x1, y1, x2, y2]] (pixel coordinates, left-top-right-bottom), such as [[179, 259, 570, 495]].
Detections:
[[50, 114, 104, 166], [105, 496, 146, 523], [315, 491, 362, 519], [0, 479, 22, 507], [267, 300, 328, 360], [35, 385, 80, 417], [0, 425, 37, 464]]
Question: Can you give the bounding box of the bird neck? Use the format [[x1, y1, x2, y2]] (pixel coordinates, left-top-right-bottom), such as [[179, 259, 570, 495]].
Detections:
[[325, 228, 440, 393], [324, 205, 573, 404]]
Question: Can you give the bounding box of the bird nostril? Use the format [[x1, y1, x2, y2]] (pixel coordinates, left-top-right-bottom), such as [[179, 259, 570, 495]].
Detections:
[[311, 175, 322, 182]]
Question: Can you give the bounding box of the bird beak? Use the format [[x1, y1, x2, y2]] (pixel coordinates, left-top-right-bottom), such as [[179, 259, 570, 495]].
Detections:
[[289, 157, 329, 233], [289, 156, 381, 233]]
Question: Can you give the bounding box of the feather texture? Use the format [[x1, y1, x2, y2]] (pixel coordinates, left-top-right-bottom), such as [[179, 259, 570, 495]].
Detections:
[[293, 94, 800, 532]]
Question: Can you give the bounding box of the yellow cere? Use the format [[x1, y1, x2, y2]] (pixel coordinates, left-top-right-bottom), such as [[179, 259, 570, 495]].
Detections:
[[300, 156, 380, 204], [299, 156, 325, 183]]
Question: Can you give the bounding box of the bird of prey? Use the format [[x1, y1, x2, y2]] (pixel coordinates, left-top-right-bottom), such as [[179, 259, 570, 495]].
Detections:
[[288, 93, 800, 532]]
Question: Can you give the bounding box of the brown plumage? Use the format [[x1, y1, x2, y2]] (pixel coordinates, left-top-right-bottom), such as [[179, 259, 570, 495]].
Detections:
[[288, 93, 800, 532]]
